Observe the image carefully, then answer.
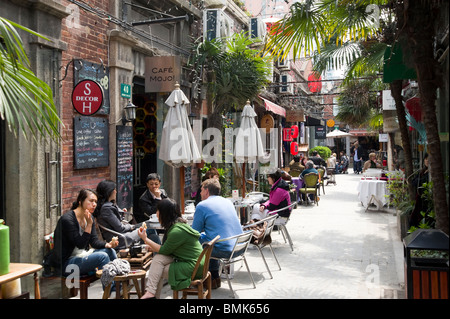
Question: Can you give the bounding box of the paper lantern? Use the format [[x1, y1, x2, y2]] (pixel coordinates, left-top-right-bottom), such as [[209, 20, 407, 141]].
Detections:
[[290, 125, 299, 139], [290, 142, 299, 155]]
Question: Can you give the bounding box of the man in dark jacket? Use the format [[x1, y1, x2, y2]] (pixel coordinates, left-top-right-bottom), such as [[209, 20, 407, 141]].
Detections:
[[137, 173, 167, 223], [351, 141, 364, 174], [309, 151, 326, 167]]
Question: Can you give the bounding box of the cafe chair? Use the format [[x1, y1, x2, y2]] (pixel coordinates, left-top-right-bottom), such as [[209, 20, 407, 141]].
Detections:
[[210, 231, 256, 298], [299, 173, 320, 206], [243, 214, 280, 279], [96, 221, 131, 248], [268, 202, 298, 251], [326, 167, 336, 185], [289, 167, 302, 178], [173, 235, 220, 299], [317, 167, 325, 195]]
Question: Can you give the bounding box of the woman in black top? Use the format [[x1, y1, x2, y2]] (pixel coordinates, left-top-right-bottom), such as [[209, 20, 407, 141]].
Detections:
[[51, 189, 118, 276], [95, 180, 161, 250]]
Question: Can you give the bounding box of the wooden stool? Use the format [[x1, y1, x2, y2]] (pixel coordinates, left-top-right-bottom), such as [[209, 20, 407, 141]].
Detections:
[[96, 269, 146, 299]]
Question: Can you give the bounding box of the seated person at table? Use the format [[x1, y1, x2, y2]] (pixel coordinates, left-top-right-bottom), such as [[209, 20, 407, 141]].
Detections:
[[300, 160, 319, 179], [47, 189, 118, 277], [95, 180, 160, 250], [309, 151, 326, 168], [327, 153, 337, 170], [137, 173, 168, 223], [363, 152, 382, 172], [251, 169, 291, 222], [191, 178, 243, 289], [138, 198, 204, 299], [194, 167, 220, 206], [336, 151, 349, 173], [289, 155, 304, 177]]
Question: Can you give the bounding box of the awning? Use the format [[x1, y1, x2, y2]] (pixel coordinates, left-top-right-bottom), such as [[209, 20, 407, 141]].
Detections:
[[305, 116, 325, 126], [349, 129, 377, 136], [260, 96, 286, 117]]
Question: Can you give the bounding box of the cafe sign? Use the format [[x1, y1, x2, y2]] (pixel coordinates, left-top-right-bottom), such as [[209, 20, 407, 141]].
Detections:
[[145, 56, 181, 93], [72, 80, 103, 115]]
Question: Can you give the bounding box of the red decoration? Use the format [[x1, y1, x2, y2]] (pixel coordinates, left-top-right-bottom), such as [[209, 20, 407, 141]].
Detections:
[[290, 142, 299, 155], [283, 128, 293, 141], [290, 125, 299, 139], [307, 72, 322, 93], [405, 96, 422, 122]]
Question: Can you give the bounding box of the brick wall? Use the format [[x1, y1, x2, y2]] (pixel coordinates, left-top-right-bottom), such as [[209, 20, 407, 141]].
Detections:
[[60, 0, 112, 211]]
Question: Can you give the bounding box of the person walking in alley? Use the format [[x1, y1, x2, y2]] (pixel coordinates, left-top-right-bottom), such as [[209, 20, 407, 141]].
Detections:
[[351, 141, 363, 174]]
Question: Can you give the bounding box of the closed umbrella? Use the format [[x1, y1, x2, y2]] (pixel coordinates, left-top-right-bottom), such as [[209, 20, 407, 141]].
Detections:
[[235, 100, 265, 196], [159, 82, 201, 211]]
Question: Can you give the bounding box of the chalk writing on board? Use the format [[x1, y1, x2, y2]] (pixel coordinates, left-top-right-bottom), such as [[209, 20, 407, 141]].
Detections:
[[74, 116, 109, 169], [116, 126, 133, 209]]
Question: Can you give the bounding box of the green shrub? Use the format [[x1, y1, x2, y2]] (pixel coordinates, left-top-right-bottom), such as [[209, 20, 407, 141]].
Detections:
[[309, 146, 332, 160]]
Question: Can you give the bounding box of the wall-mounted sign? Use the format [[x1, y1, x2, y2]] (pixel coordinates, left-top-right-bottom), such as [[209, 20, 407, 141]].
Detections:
[[145, 56, 181, 93], [326, 119, 335, 127], [72, 80, 103, 115], [260, 114, 274, 133], [73, 116, 109, 169], [121, 83, 131, 99], [286, 109, 305, 122], [74, 59, 110, 114]]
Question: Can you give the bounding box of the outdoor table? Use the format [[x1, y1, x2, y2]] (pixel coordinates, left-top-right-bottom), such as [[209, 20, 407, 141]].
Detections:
[[0, 263, 42, 299], [96, 269, 146, 299], [357, 179, 387, 211], [291, 177, 304, 202], [229, 197, 260, 224]]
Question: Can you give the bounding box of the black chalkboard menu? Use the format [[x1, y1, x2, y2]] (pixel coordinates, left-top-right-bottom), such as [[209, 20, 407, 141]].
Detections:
[[116, 125, 133, 209], [74, 116, 109, 169], [74, 59, 110, 114]]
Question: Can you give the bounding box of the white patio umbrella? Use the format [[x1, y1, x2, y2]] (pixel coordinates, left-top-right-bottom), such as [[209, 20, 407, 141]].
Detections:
[[235, 100, 265, 196], [159, 83, 201, 166], [326, 128, 353, 138], [159, 82, 201, 211]]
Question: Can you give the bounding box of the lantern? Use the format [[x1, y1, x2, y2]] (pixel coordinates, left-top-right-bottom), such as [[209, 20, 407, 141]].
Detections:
[[290, 125, 299, 139], [290, 142, 299, 155]]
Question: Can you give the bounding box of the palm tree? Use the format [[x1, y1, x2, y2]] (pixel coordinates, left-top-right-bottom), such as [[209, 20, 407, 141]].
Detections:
[[265, 0, 448, 235], [0, 17, 62, 141], [189, 32, 272, 131], [393, 0, 449, 235]]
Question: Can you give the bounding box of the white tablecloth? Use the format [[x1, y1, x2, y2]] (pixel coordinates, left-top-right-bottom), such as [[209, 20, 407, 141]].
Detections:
[[357, 179, 387, 210]]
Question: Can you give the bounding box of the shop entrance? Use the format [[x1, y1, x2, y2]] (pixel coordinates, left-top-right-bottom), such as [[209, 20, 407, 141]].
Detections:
[[132, 77, 158, 213]]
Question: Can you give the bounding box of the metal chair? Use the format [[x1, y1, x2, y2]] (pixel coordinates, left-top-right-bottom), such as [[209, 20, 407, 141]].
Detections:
[[268, 202, 298, 251], [210, 231, 255, 298], [96, 221, 131, 248], [243, 214, 280, 279], [299, 173, 320, 206], [173, 235, 220, 299]]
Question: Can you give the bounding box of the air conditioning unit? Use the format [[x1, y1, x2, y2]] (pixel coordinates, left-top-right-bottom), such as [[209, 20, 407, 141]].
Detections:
[[203, 9, 234, 41], [250, 17, 267, 41], [280, 74, 293, 94]]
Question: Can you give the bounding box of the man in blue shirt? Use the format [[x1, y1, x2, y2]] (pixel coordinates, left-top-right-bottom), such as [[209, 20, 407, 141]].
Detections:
[[192, 178, 243, 289]]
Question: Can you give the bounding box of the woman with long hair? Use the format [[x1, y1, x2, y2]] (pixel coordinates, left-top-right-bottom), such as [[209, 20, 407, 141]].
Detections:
[[95, 180, 160, 250], [138, 198, 204, 299], [49, 189, 118, 276]]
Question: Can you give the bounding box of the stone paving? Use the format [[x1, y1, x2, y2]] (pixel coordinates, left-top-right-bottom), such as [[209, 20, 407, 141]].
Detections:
[[71, 173, 406, 299]]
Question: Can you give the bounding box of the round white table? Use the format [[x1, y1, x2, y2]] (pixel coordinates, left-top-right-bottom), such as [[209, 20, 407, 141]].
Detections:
[[357, 179, 387, 211]]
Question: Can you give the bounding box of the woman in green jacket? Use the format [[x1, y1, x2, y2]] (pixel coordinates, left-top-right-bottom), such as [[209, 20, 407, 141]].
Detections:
[[138, 198, 204, 299]]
